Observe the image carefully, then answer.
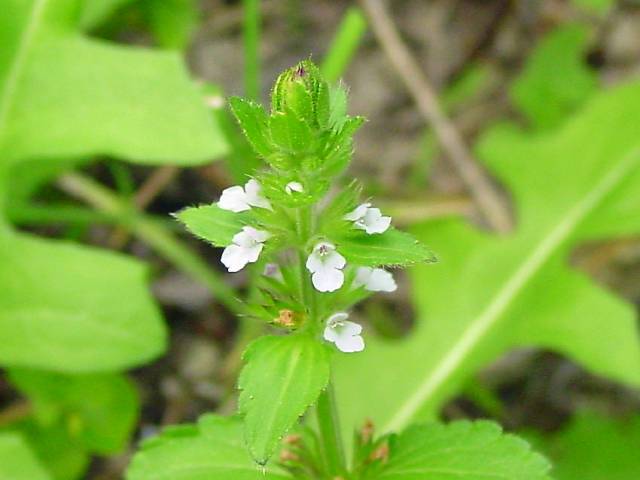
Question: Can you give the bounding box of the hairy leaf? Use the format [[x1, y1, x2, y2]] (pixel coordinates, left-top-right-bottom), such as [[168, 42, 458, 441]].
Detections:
[[126, 415, 290, 480], [238, 335, 330, 464], [0, 433, 50, 480], [174, 204, 246, 247], [8, 369, 138, 454], [336, 229, 436, 267], [0, 232, 166, 372], [334, 81, 640, 436], [365, 421, 551, 480]]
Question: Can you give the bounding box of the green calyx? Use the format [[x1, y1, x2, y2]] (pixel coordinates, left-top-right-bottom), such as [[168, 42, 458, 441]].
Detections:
[[271, 60, 330, 129]]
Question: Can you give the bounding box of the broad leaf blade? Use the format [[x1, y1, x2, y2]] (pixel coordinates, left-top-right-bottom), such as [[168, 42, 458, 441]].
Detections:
[[0, 232, 166, 372], [0, 0, 226, 167], [8, 369, 138, 455], [334, 81, 640, 437], [0, 433, 51, 480], [126, 415, 291, 480], [238, 335, 330, 464], [365, 421, 551, 480]]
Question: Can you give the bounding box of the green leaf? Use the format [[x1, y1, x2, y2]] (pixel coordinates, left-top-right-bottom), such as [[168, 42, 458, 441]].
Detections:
[[174, 203, 246, 247], [8, 369, 138, 454], [0, 433, 51, 480], [144, 0, 199, 50], [0, 232, 166, 372], [364, 421, 551, 480], [229, 96, 275, 158], [269, 112, 314, 154], [2, 420, 89, 480], [336, 229, 436, 267], [79, 0, 136, 30], [126, 415, 291, 480], [511, 24, 597, 130], [334, 80, 640, 438], [534, 412, 640, 480], [238, 335, 330, 464], [0, 0, 226, 168]]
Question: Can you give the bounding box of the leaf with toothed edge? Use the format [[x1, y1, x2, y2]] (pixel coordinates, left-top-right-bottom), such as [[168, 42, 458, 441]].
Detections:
[[336, 229, 436, 267], [238, 334, 330, 464], [362, 420, 551, 480], [174, 204, 248, 247], [125, 415, 291, 479]]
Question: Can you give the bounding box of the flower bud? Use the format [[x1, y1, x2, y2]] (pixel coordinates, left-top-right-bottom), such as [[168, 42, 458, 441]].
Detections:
[[271, 60, 330, 128]]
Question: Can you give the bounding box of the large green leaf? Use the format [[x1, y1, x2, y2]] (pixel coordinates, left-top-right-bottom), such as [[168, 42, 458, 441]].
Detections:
[[126, 415, 291, 480], [532, 412, 640, 480], [0, 0, 226, 168], [510, 24, 597, 130], [364, 421, 551, 480], [334, 81, 640, 436], [174, 203, 246, 247], [8, 369, 138, 454], [0, 433, 51, 480], [0, 232, 166, 372], [238, 335, 330, 464]]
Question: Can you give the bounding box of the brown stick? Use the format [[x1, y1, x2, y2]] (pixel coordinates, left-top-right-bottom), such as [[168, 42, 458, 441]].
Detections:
[[358, 0, 512, 233], [108, 166, 179, 248]]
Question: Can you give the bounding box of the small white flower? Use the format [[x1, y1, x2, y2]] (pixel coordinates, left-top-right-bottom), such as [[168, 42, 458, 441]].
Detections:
[[218, 179, 272, 212], [323, 312, 364, 353], [285, 181, 304, 194], [305, 242, 346, 292], [344, 203, 391, 234], [354, 267, 397, 292], [221, 226, 270, 272]]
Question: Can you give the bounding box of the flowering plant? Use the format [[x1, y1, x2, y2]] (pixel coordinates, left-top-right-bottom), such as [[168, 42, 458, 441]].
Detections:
[[127, 61, 552, 480]]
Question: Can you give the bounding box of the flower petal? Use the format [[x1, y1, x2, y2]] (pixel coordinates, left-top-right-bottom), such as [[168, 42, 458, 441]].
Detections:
[[335, 334, 365, 353], [340, 320, 363, 336], [243, 226, 270, 243], [327, 312, 349, 325], [311, 267, 344, 292], [362, 208, 391, 234], [324, 250, 346, 270], [344, 203, 370, 221], [245, 179, 272, 210], [285, 181, 304, 194], [357, 267, 397, 292], [221, 244, 250, 272], [305, 252, 323, 273], [218, 185, 250, 212]]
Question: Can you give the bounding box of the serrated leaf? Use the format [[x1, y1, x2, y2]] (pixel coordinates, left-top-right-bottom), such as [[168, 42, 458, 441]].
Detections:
[[126, 415, 291, 480], [269, 112, 314, 154], [364, 421, 551, 480], [334, 80, 640, 438], [0, 232, 166, 372], [336, 229, 436, 267], [0, 433, 51, 480], [238, 335, 330, 464], [0, 0, 226, 168], [511, 24, 597, 130], [229, 96, 275, 158], [8, 369, 138, 455], [174, 203, 246, 247], [534, 412, 640, 480]]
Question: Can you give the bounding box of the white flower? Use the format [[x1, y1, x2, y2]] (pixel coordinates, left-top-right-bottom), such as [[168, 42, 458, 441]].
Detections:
[[354, 267, 397, 292], [344, 203, 391, 234], [218, 179, 272, 212], [323, 312, 364, 353], [221, 226, 270, 272], [285, 181, 304, 194], [305, 242, 346, 292]]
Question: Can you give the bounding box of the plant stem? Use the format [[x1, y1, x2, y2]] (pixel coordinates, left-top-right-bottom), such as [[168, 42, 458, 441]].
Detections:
[[316, 381, 347, 477], [243, 0, 261, 101], [56, 172, 247, 317]]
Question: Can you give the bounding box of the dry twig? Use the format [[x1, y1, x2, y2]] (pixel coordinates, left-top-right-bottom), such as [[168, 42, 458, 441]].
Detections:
[[358, 0, 513, 233]]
